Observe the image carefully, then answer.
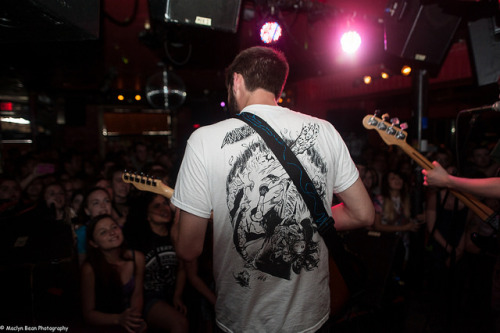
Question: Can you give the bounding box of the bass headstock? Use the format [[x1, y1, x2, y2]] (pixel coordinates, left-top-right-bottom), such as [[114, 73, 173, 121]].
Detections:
[[362, 112, 409, 148]]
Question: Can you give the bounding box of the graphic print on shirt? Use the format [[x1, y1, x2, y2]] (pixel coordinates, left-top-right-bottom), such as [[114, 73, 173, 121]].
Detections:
[[224, 122, 327, 286], [144, 245, 178, 298]]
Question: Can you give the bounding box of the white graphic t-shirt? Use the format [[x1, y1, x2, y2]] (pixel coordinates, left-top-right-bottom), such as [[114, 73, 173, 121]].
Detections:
[[172, 105, 358, 333]]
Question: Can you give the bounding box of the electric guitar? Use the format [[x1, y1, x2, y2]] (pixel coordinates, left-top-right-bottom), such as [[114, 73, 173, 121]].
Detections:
[[122, 171, 174, 199], [362, 113, 498, 230]]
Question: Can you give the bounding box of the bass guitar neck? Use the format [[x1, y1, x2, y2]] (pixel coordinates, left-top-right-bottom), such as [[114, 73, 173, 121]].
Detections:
[[362, 114, 495, 224]]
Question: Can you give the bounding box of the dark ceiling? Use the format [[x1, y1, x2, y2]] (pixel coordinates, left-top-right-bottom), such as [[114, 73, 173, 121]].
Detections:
[[0, 0, 391, 102], [0, 0, 497, 106]]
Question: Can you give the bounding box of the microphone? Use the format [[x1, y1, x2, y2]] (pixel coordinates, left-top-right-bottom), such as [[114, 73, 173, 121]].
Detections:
[[461, 101, 500, 113]]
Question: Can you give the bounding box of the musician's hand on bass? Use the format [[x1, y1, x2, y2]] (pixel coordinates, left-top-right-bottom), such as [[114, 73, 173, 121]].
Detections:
[[422, 161, 451, 188]]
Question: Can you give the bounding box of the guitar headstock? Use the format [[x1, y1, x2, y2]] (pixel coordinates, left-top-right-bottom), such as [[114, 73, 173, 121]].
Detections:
[[122, 170, 174, 199], [362, 113, 409, 148]]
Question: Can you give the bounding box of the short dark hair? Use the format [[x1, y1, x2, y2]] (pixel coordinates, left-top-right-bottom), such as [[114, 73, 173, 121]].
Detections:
[[225, 46, 289, 99]]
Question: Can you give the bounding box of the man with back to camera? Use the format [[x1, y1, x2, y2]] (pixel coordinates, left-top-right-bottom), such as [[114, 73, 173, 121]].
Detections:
[[171, 46, 374, 332]]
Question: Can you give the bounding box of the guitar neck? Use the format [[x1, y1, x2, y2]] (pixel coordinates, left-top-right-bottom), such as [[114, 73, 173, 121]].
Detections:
[[363, 114, 496, 224], [399, 140, 494, 222]]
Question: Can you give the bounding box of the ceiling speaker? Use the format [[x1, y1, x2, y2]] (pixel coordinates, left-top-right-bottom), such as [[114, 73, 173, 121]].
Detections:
[[468, 15, 500, 86], [149, 0, 242, 33], [384, 0, 461, 71]]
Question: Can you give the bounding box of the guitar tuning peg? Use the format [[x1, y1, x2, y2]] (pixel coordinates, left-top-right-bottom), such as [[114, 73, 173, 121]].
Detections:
[[373, 109, 381, 117], [390, 117, 400, 126], [382, 113, 390, 121], [400, 122, 408, 130]]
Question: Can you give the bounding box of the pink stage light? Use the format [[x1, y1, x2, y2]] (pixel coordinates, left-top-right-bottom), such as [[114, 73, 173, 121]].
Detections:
[[260, 21, 282, 44], [340, 30, 361, 54]]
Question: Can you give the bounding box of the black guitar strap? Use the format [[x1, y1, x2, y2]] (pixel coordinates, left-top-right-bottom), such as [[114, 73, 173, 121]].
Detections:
[[235, 112, 365, 295]]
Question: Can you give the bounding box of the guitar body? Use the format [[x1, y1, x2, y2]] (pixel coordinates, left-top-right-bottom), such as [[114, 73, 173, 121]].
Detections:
[[329, 255, 350, 316]]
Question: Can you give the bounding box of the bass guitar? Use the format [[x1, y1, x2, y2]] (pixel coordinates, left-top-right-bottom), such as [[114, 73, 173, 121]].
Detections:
[[362, 113, 498, 230]]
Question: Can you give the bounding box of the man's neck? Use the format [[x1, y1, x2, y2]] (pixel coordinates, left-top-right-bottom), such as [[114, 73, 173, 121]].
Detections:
[[241, 89, 277, 109]]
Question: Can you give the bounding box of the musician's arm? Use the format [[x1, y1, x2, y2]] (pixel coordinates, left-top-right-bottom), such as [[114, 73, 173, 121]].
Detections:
[[175, 210, 209, 263], [423, 161, 500, 199], [333, 178, 375, 231]]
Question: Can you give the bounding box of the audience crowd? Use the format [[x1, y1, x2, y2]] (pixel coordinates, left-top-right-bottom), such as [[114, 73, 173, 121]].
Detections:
[[0, 135, 498, 332]]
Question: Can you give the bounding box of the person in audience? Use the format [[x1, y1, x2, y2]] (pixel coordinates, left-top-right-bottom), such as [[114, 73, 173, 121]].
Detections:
[[42, 182, 75, 225], [464, 144, 500, 178], [0, 176, 23, 218], [108, 166, 131, 227], [425, 161, 468, 330], [373, 170, 423, 286], [423, 159, 500, 332], [70, 189, 85, 218], [124, 192, 188, 333], [361, 166, 379, 200], [76, 187, 113, 265], [130, 141, 152, 173], [22, 175, 45, 206], [81, 214, 146, 333], [95, 177, 114, 199]]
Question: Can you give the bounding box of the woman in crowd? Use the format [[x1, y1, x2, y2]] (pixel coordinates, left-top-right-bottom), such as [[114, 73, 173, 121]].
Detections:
[[81, 214, 146, 333], [75, 187, 113, 265], [124, 192, 188, 333], [361, 166, 379, 200], [373, 170, 423, 286]]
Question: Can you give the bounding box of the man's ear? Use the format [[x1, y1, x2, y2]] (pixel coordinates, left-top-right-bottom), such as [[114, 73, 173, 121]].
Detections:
[[233, 72, 244, 93]]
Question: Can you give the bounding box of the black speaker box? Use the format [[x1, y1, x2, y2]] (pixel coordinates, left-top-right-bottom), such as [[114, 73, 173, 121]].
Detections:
[[0, 0, 100, 42], [384, 0, 462, 70], [149, 0, 242, 33], [468, 15, 500, 86]]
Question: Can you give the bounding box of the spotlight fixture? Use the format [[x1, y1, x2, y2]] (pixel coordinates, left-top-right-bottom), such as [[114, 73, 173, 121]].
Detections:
[[117, 94, 125, 101], [363, 75, 372, 84], [340, 30, 361, 54], [260, 21, 282, 44], [381, 72, 389, 79]]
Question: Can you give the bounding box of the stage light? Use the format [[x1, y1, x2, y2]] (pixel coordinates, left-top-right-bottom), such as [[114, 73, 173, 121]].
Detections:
[[340, 30, 361, 54], [135, 94, 142, 101], [381, 72, 389, 79], [117, 94, 124, 101], [260, 21, 282, 44], [401, 66, 412, 76], [363, 75, 372, 84]]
